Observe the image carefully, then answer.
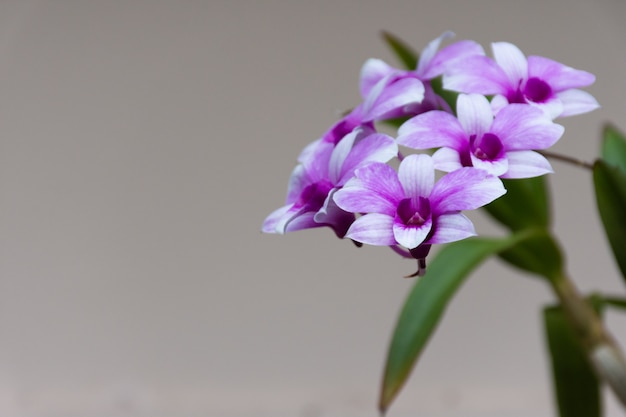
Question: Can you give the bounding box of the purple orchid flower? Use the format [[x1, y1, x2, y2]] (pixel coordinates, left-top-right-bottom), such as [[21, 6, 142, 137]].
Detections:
[[333, 154, 506, 274], [262, 126, 398, 238], [353, 31, 484, 121], [443, 41, 599, 118], [397, 94, 565, 179]]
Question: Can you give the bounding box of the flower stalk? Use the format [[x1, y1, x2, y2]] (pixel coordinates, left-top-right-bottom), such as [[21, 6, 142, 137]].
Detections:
[[548, 271, 626, 407]]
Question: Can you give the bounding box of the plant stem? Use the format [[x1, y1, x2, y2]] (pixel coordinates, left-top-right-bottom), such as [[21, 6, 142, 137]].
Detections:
[[549, 272, 626, 407], [539, 150, 594, 170]]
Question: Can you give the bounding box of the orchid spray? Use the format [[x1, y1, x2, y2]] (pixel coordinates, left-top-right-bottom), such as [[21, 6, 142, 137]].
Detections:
[[262, 31, 626, 417]]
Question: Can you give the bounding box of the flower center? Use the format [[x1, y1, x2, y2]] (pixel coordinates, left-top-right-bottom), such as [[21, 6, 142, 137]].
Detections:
[[523, 77, 552, 103], [470, 133, 503, 161], [397, 197, 431, 226]]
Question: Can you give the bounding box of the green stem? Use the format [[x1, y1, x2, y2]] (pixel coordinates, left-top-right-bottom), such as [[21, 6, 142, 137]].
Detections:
[[549, 272, 626, 407], [539, 150, 594, 170]]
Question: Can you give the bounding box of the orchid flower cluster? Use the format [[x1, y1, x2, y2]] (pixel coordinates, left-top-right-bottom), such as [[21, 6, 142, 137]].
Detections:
[[262, 32, 598, 275]]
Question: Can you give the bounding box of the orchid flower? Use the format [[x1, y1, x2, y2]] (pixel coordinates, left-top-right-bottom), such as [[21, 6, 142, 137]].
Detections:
[[333, 154, 506, 274], [262, 127, 398, 237], [443, 41, 599, 118], [397, 93, 565, 179]]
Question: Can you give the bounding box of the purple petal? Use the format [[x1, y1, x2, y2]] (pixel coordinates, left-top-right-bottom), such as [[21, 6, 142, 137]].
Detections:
[[397, 110, 466, 150], [456, 94, 494, 138], [345, 213, 397, 246], [531, 98, 565, 119], [398, 154, 434, 198], [286, 164, 317, 204], [298, 139, 334, 182], [314, 190, 356, 237], [283, 211, 321, 233], [426, 213, 476, 244], [443, 55, 511, 95], [501, 150, 553, 179], [416, 31, 454, 77], [262, 204, 321, 234], [340, 162, 404, 208], [491, 104, 564, 150], [297, 138, 322, 164], [262, 205, 292, 234], [361, 77, 425, 122], [430, 168, 506, 213], [556, 89, 600, 117], [359, 58, 396, 98], [328, 128, 359, 184], [527, 56, 596, 91], [393, 217, 433, 249], [492, 42, 528, 87], [333, 186, 397, 216], [336, 132, 398, 185], [431, 147, 464, 172], [420, 39, 485, 80]]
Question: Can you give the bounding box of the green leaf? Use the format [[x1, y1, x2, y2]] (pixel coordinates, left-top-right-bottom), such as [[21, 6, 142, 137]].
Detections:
[[379, 231, 537, 413], [593, 159, 626, 282], [602, 123, 626, 174], [544, 304, 602, 417], [380, 31, 418, 70], [497, 229, 563, 280], [483, 176, 551, 231]]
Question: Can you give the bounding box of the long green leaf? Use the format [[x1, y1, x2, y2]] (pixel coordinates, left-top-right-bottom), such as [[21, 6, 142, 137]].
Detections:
[[379, 231, 536, 413], [593, 159, 626, 282], [380, 31, 418, 70], [602, 123, 626, 174], [483, 176, 551, 231], [544, 304, 602, 417]]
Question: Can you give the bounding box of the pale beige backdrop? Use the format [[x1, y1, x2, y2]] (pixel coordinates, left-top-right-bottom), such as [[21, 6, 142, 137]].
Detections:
[[0, 1, 625, 416]]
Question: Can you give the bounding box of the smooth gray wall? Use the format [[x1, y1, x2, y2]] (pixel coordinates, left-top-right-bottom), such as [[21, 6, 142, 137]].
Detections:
[[0, 1, 625, 416]]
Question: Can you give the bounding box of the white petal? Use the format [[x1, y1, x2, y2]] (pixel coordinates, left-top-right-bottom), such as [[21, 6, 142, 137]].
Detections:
[[501, 150, 553, 179], [457, 93, 494, 138], [398, 154, 434, 198], [492, 42, 528, 87], [427, 213, 476, 244], [345, 213, 396, 246]]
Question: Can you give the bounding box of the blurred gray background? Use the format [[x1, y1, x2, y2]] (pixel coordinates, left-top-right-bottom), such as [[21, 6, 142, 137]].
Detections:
[[0, 1, 625, 416]]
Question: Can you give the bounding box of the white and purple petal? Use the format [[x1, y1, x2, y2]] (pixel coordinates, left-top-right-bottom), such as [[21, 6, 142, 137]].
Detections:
[[527, 55, 596, 91], [500, 150, 553, 179], [335, 132, 398, 185], [398, 154, 435, 199], [345, 213, 397, 246], [456, 93, 494, 138], [443, 55, 511, 95], [491, 42, 528, 88], [491, 103, 564, 150], [426, 213, 476, 244], [430, 167, 506, 213], [361, 77, 425, 122], [556, 89, 600, 117], [419, 39, 485, 80], [431, 147, 464, 172], [359, 58, 396, 98], [341, 162, 404, 207], [397, 110, 466, 150], [333, 185, 397, 216], [416, 31, 454, 77]]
